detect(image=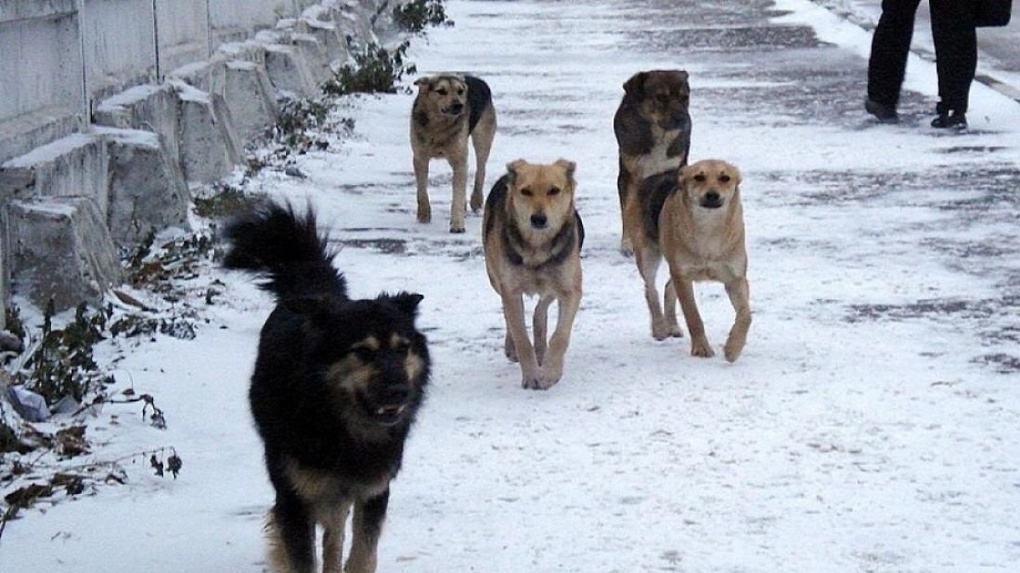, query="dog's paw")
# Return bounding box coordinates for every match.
[417,209,431,224]
[723,338,745,363]
[690,338,715,358]
[449,224,466,234]
[652,321,683,341]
